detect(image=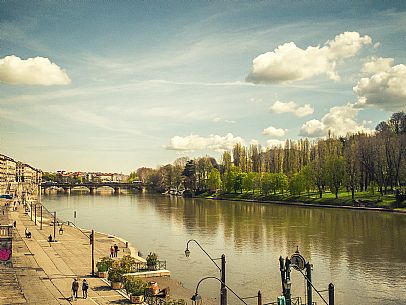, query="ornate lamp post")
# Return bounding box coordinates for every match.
[185,239,227,305]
